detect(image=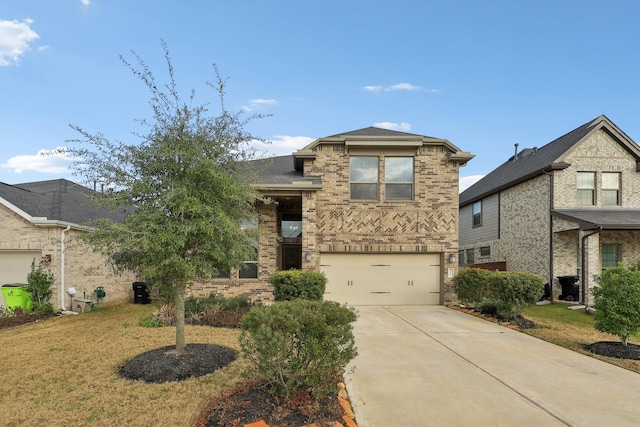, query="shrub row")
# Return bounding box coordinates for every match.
[453,268,544,320]
[268,270,327,301]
